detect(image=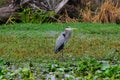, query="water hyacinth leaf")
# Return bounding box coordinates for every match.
[101,63,110,70]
